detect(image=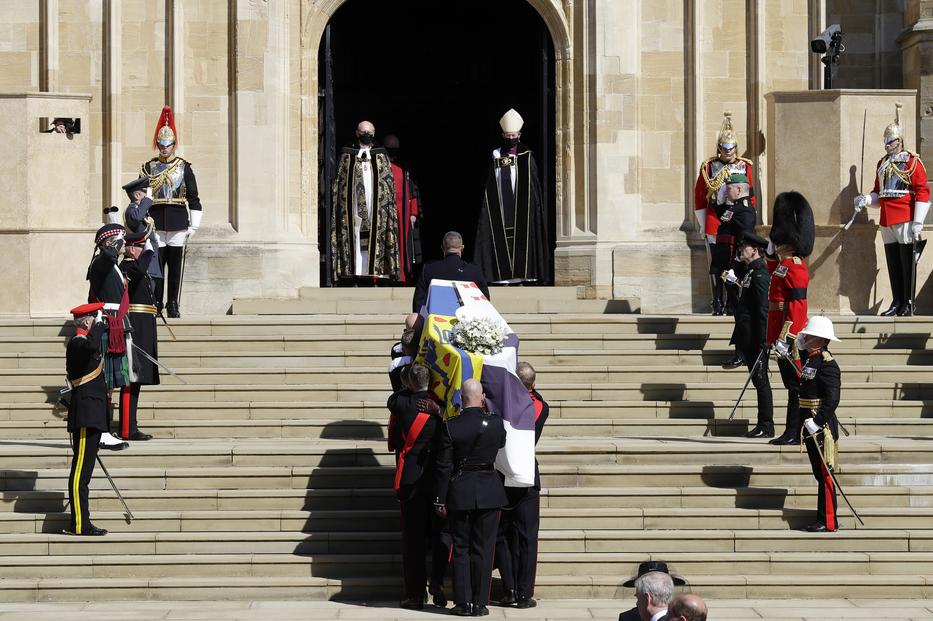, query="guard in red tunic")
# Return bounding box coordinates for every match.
[766,192,814,446]
[385,135,423,284]
[855,103,930,316]
[694,112,756,314]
